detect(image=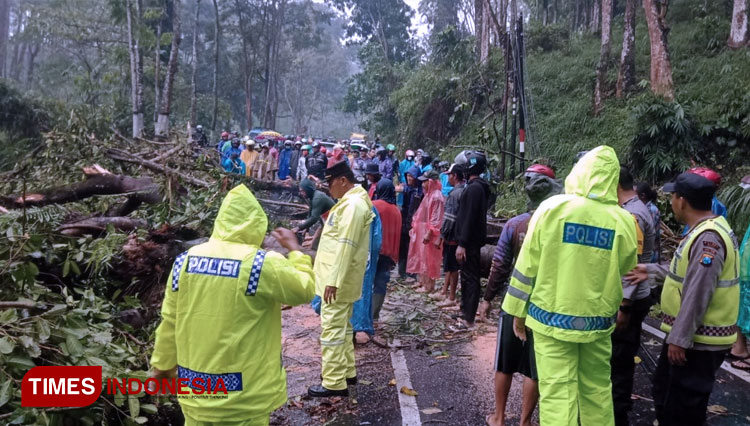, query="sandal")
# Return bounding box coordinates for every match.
[731,358,750,371]
[726,352,750,361]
